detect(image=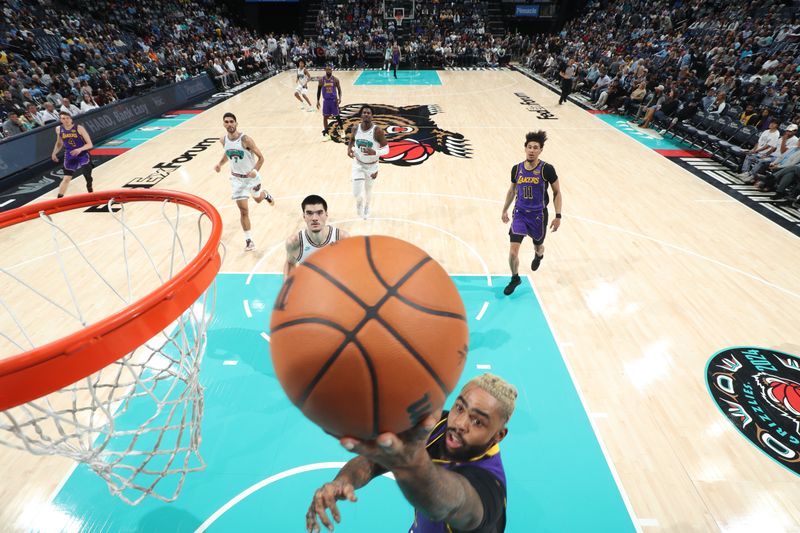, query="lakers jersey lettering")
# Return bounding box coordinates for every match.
[323,77,336,99]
